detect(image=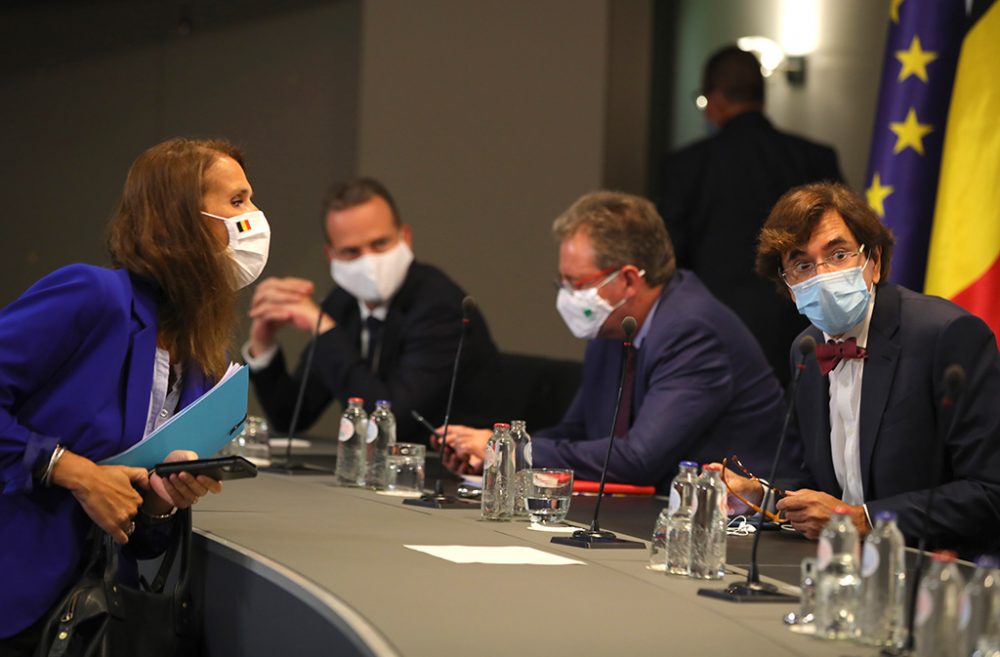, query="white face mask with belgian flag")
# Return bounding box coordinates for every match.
[202,210,271,289]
